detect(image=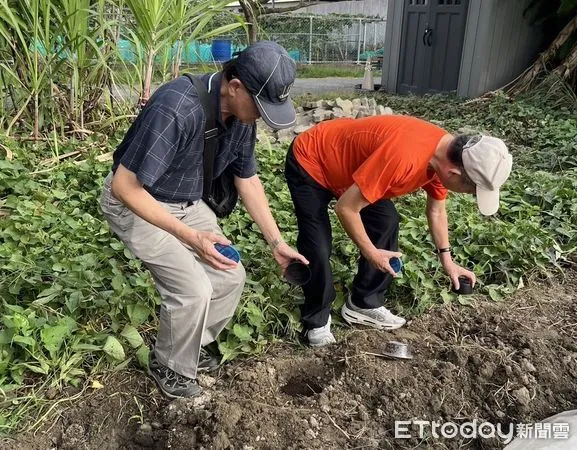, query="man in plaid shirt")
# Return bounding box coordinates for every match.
[100,41,307,399]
